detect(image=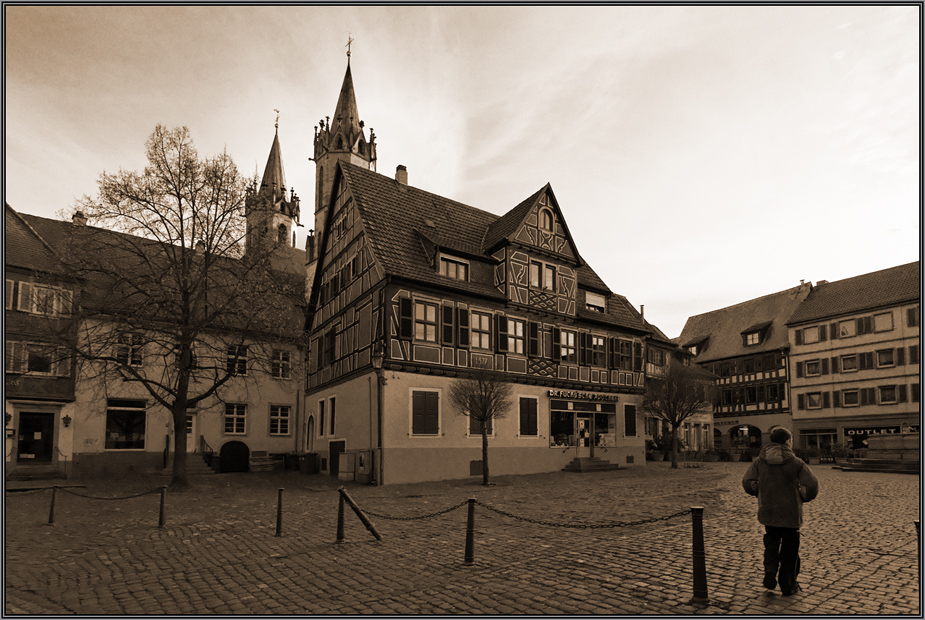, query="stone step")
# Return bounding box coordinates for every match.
[6,465,68,481]
[562,457,620,473]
